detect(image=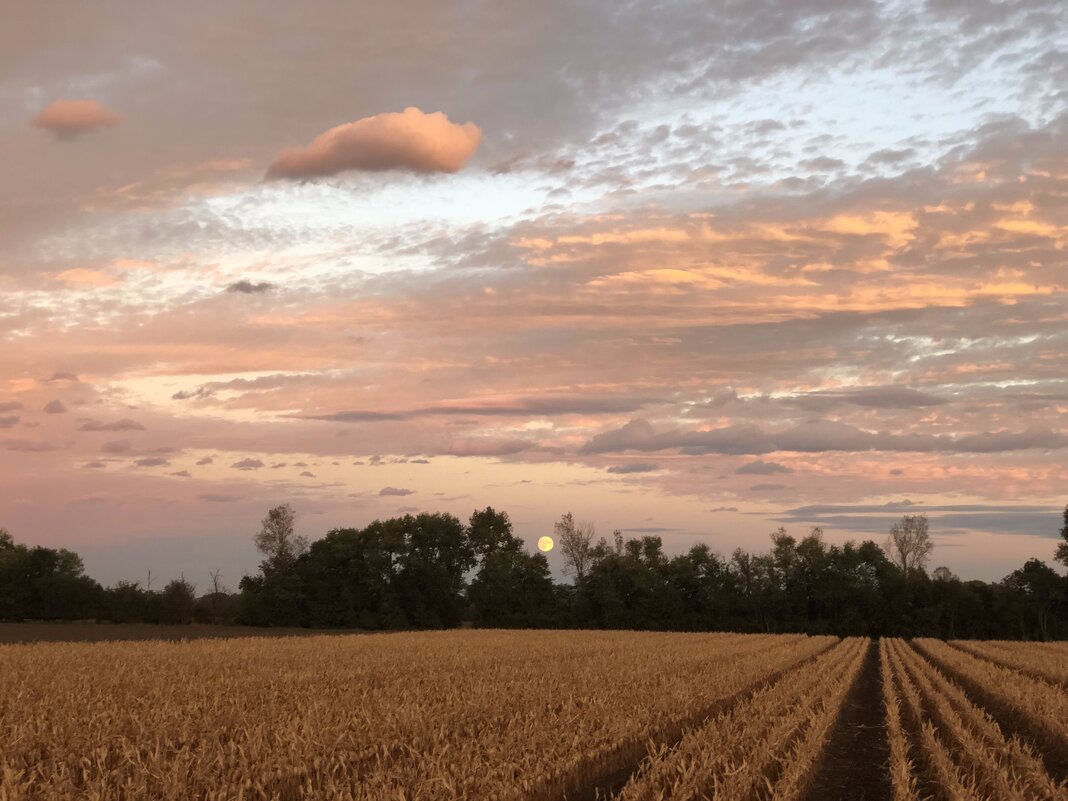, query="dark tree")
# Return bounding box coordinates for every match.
[1055,504,1068,568]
